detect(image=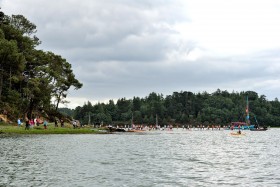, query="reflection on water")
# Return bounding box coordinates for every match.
[1,129,280,186]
